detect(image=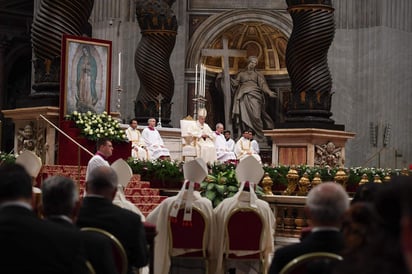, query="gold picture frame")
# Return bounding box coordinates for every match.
[60,34,112,117]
